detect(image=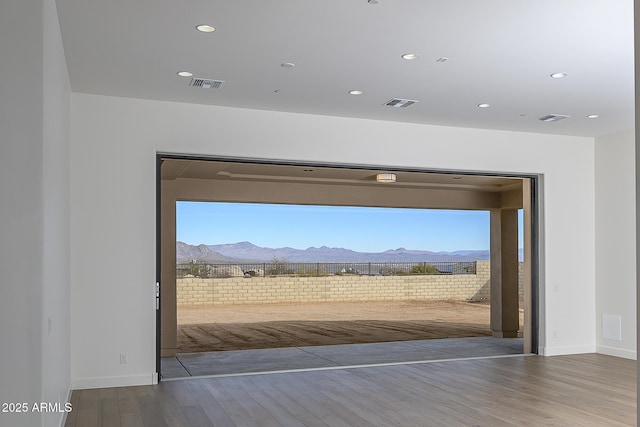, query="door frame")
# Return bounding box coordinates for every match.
[155,153,542,379]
